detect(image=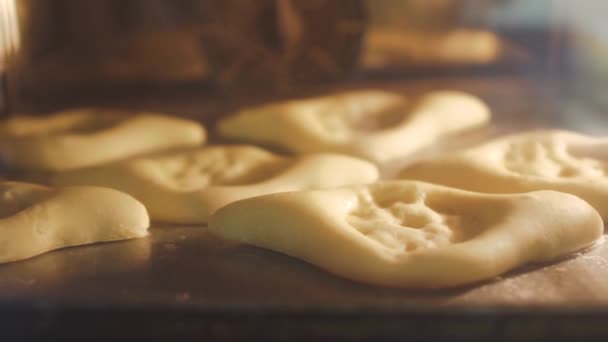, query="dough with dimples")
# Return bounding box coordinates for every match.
[0,109,206,172]
[217,90,490,164]
[400,130,608,218]
[52,145,379,224]
[209,181,603,288]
